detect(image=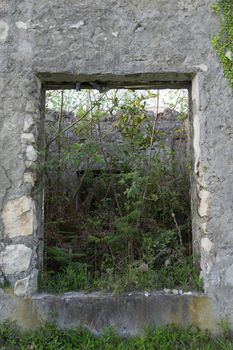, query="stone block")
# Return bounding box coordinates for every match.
[23,115,34,132]
[21,133,36,144]
[14,269,38,297]
[23,172,36,187]
[0,244,32,275]
[26,145,38,162]
[14,275,30,297]
[201,237,214,253]
[2,196,35,238]
[198,190,211,218]
[0,166,10,208]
